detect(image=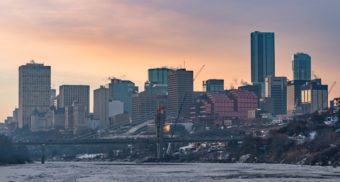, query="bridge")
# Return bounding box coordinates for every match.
[13,136,243,146]
[13,136,243,164]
